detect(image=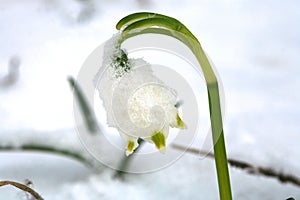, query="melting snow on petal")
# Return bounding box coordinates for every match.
[95,33,186,156]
